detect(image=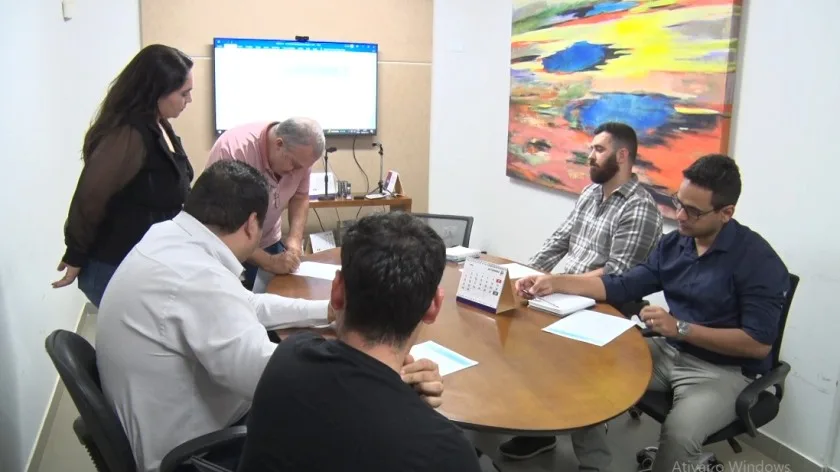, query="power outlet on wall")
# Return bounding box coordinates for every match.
[62,0,76,20]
